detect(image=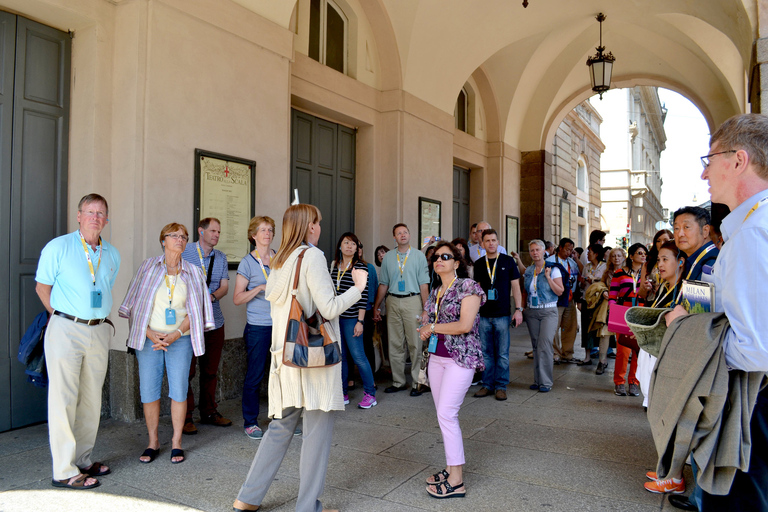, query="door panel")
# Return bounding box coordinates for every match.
[7,16,70,430]
[290,109,355,261]
[0,10,16,433]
